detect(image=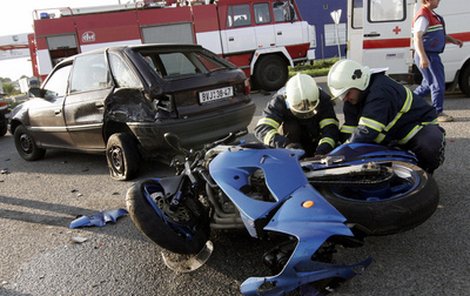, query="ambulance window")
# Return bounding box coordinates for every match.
[351,0,363,29]
[70,53,111,93]
[369,0,405,22]
[108,54,142,88]
[227,5,251,28]
[273,1,297,23]
[254,3,271,25]
[42,64,72,100]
